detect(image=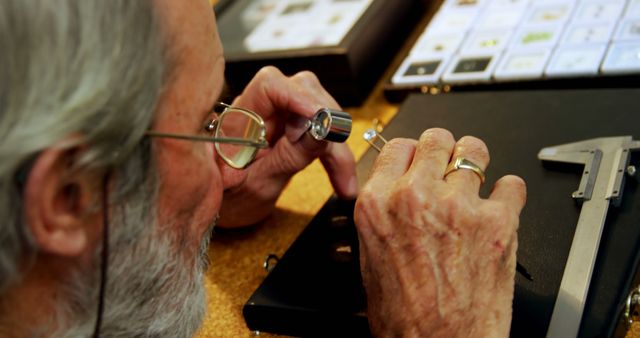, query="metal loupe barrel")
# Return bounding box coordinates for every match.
[308,108,352,143]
